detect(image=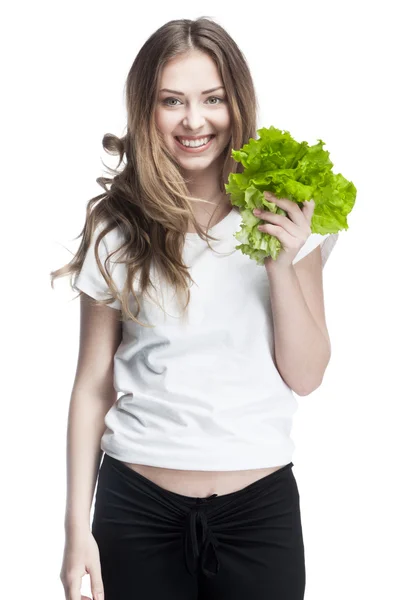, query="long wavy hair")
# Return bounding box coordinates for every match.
[50,16,259,327]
